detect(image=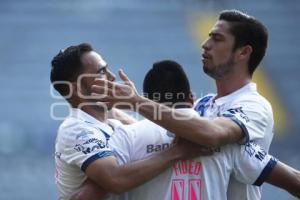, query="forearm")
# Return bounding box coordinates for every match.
[87,146,183,194]
[107,146,182,193]
[266,161,300,198]
[135,96,234,147]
